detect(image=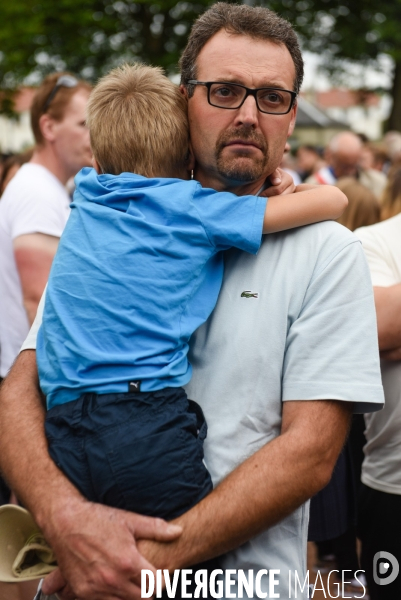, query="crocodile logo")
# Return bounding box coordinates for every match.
[241,291,259,298]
